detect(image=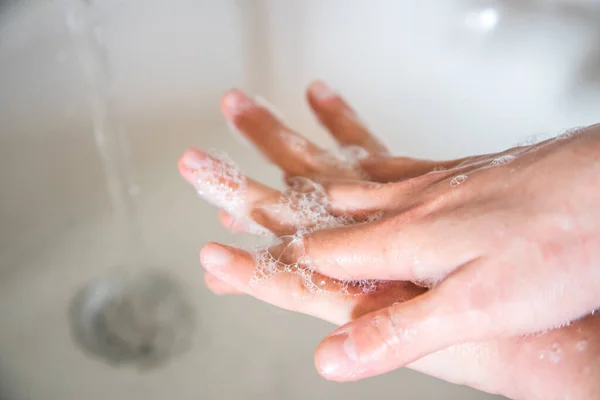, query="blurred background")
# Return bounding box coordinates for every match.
[0,0,599,399]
